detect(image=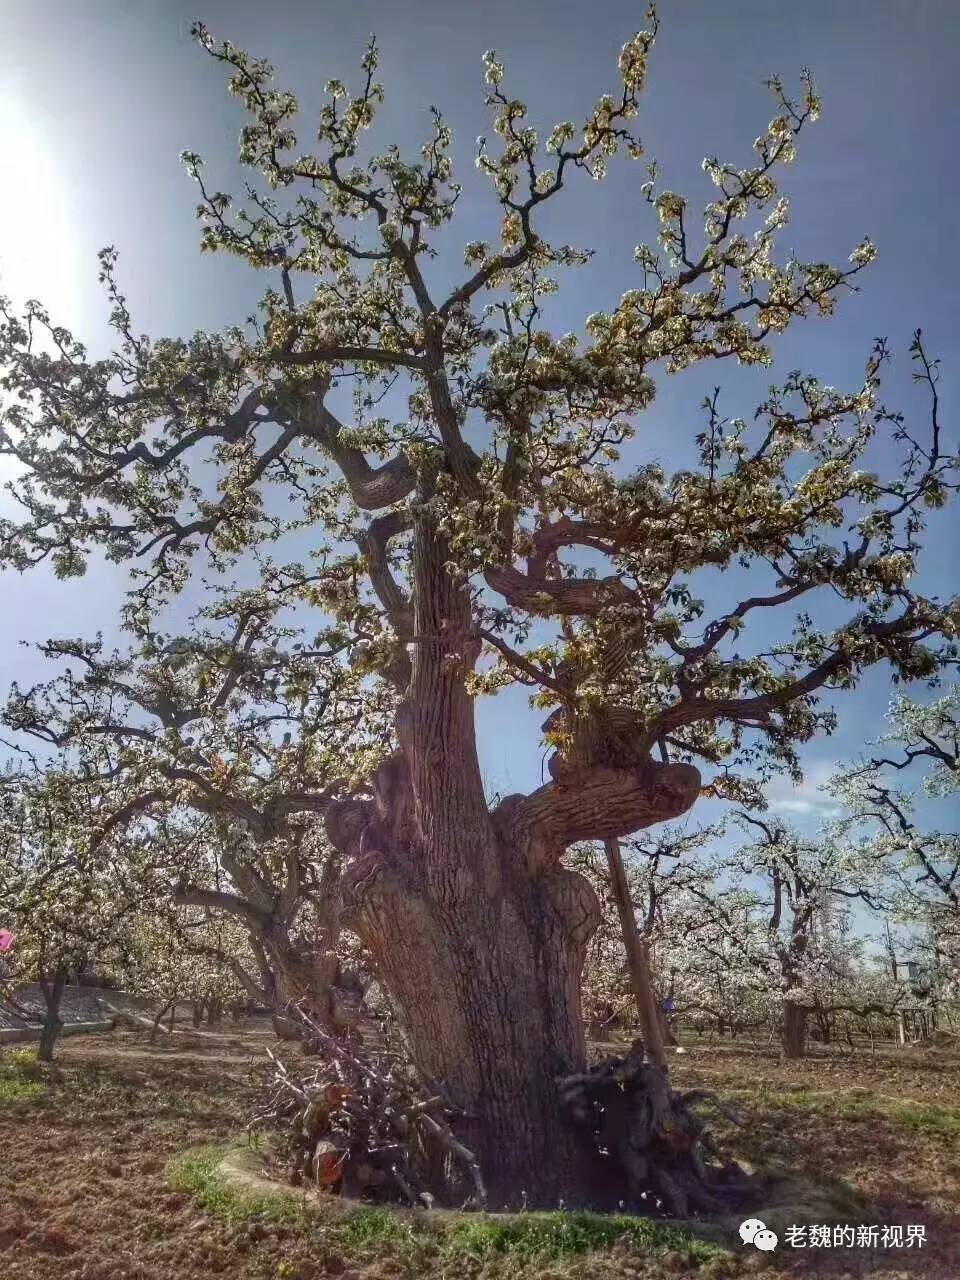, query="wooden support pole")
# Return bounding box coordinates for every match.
[603,837,668,1070]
